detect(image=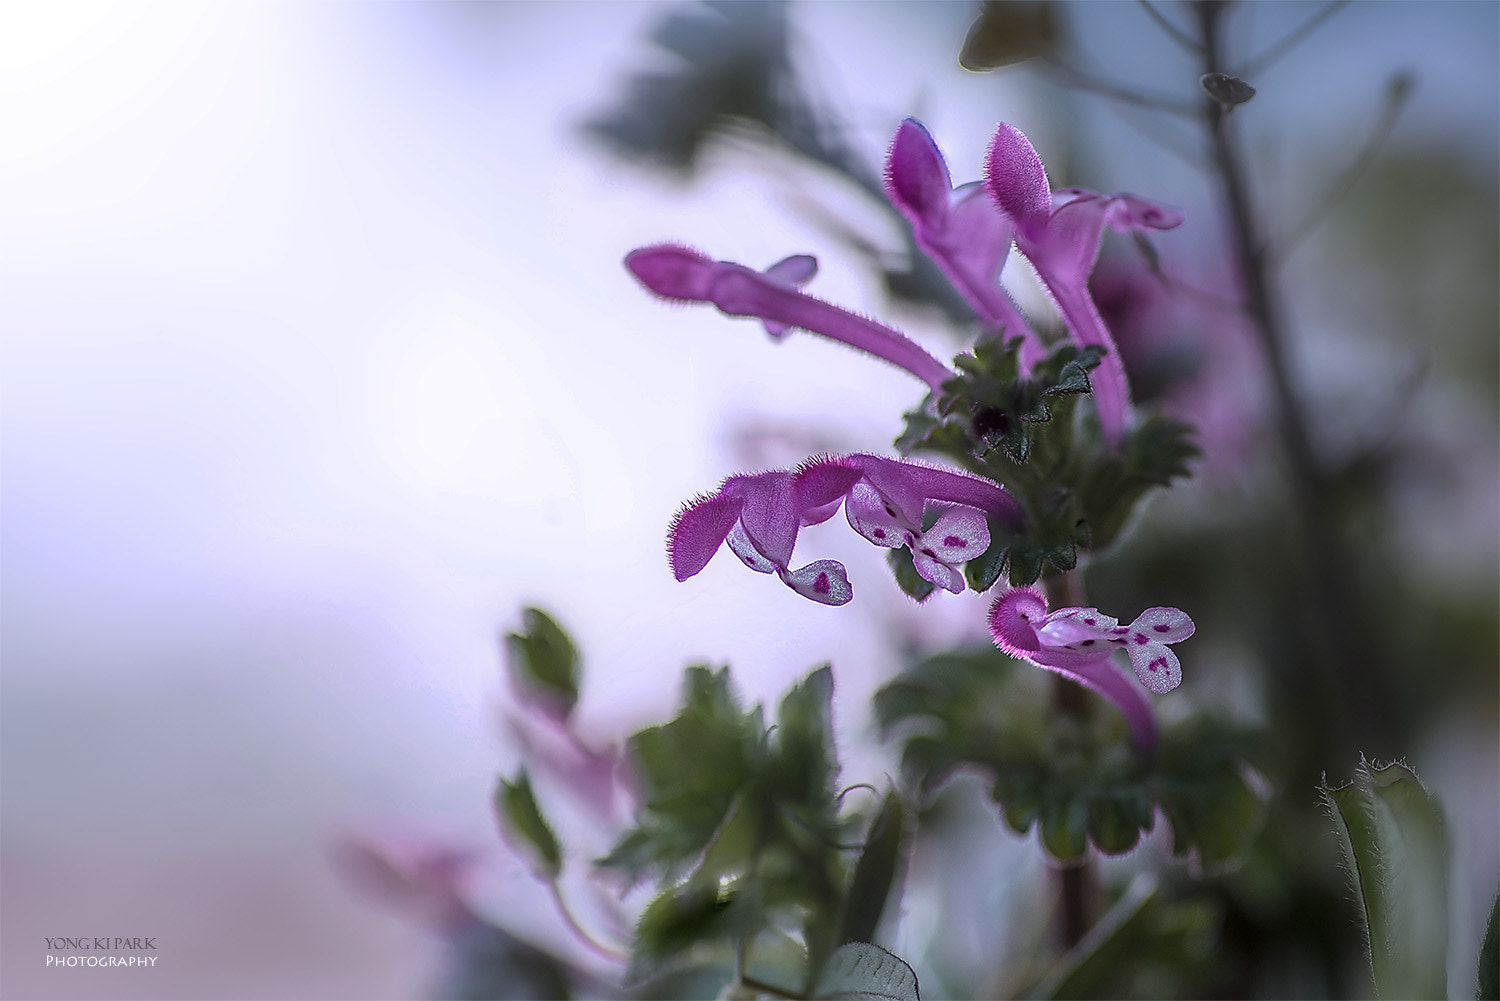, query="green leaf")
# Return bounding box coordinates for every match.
[1321,759,1449,1000]
[837,793,907,946]
[877,646,1267,866]
[814,942,920,1000]
[505,607,580,719]
[597,666,760,879]
[628,877,738,985]
[493,768,562,878]
[887,547,937,602]
[959,0,1059,72]
[1478,889,1498,1000]
[1040,796,1090,861]
[770,665,838,806]
[964,522,1010,594]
